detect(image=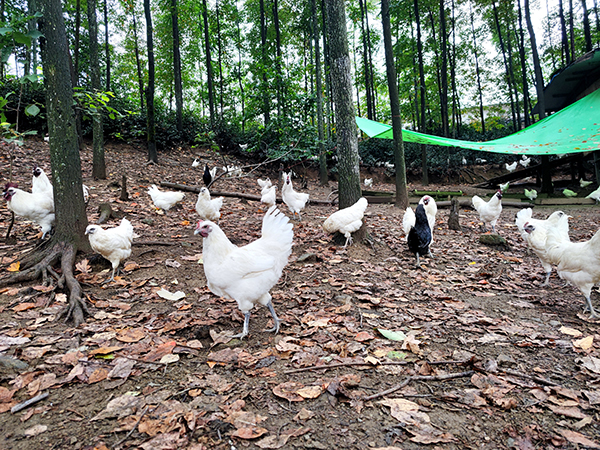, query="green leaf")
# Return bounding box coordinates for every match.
[12,32,31,46]
[25,104,40,116]
[386,351,408,360]
[0,27,13,36]
[26,30,43,40]
[377,328,407,341]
